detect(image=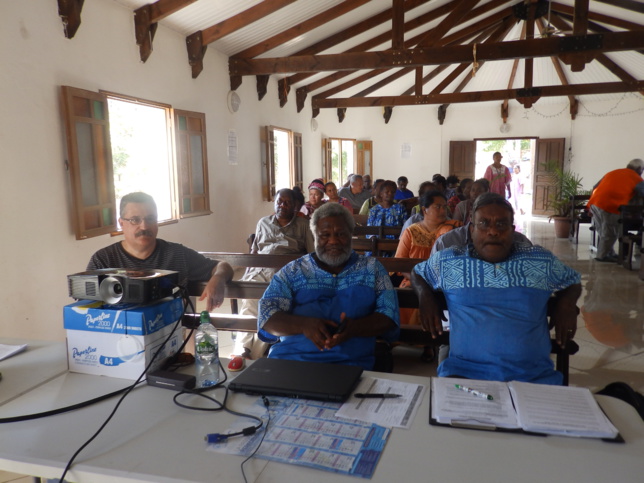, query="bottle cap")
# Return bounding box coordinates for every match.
[200,310,210,324]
